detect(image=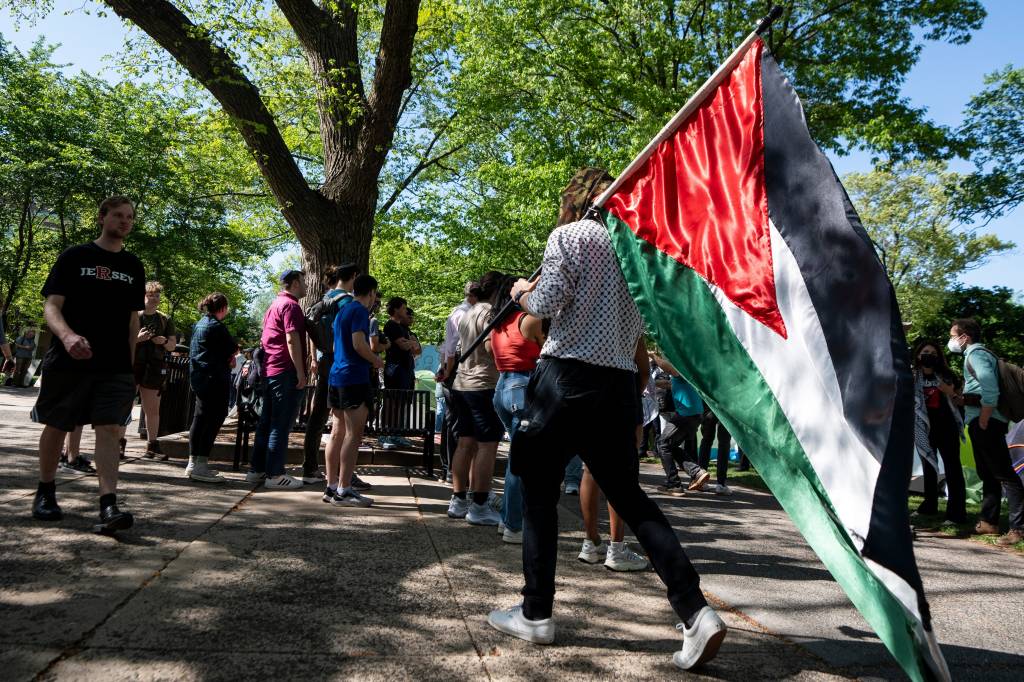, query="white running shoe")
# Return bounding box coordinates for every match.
[189,463,227,484]
[447,495,470,519]
[332,489,373,507]
[467,502,501,526]
[487,604,555,644]
[604,542,649,572]
[497,521,507,535]
[502,527,523,544]
[673,607,727,670]
[577,539,607,564]
[264,474,303,490]
[245,470,266,483]
[713,483,732,496]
